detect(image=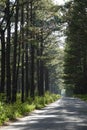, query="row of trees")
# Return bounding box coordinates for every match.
[0,0,62,103]
[63,0,87,94]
